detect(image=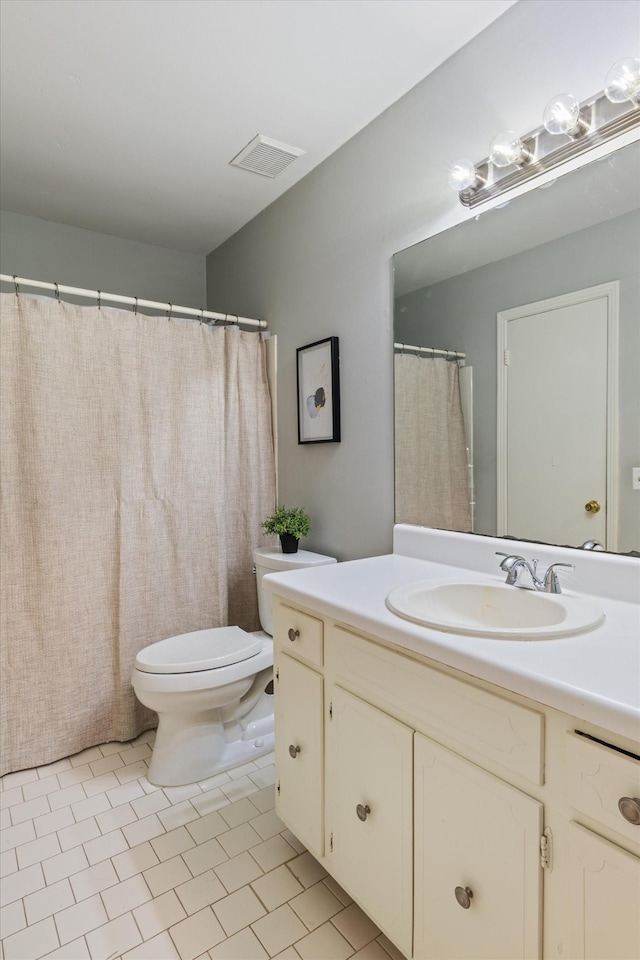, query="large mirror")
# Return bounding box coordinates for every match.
[393,140,640,555]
